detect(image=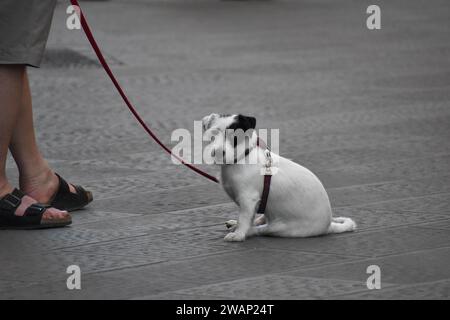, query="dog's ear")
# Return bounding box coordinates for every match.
[202,113,220,131]
[229,114,256,131]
